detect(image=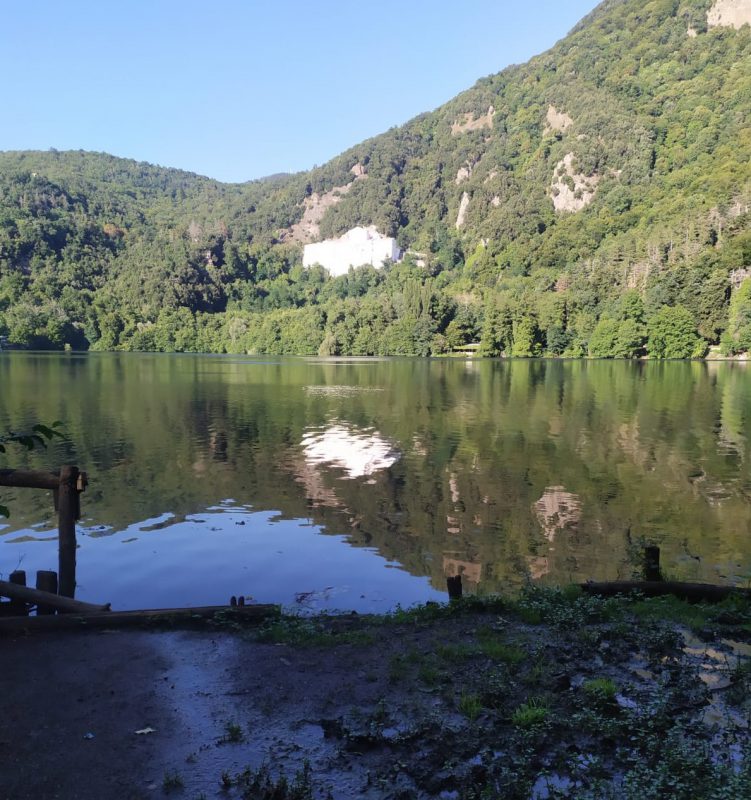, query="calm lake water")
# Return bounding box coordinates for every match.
[1,353,750,611]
